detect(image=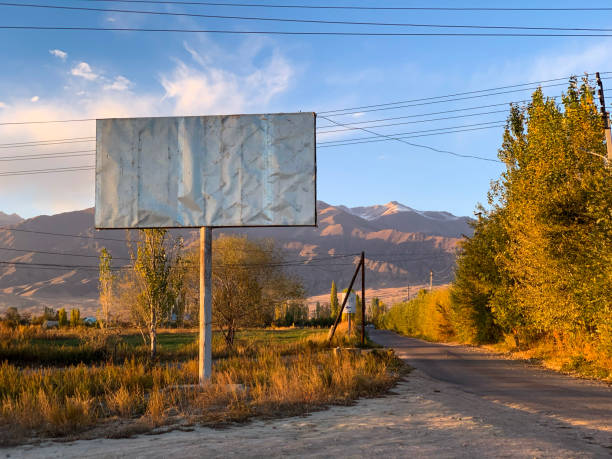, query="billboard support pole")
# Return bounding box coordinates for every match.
[199,227,213,383]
